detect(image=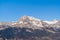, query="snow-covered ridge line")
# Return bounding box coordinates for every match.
[0,16,60,31]
[43,20,58,24]
[0,16,60,27]
[23,16,59,24]
[0,16,59,24]
[27,16,41,21]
